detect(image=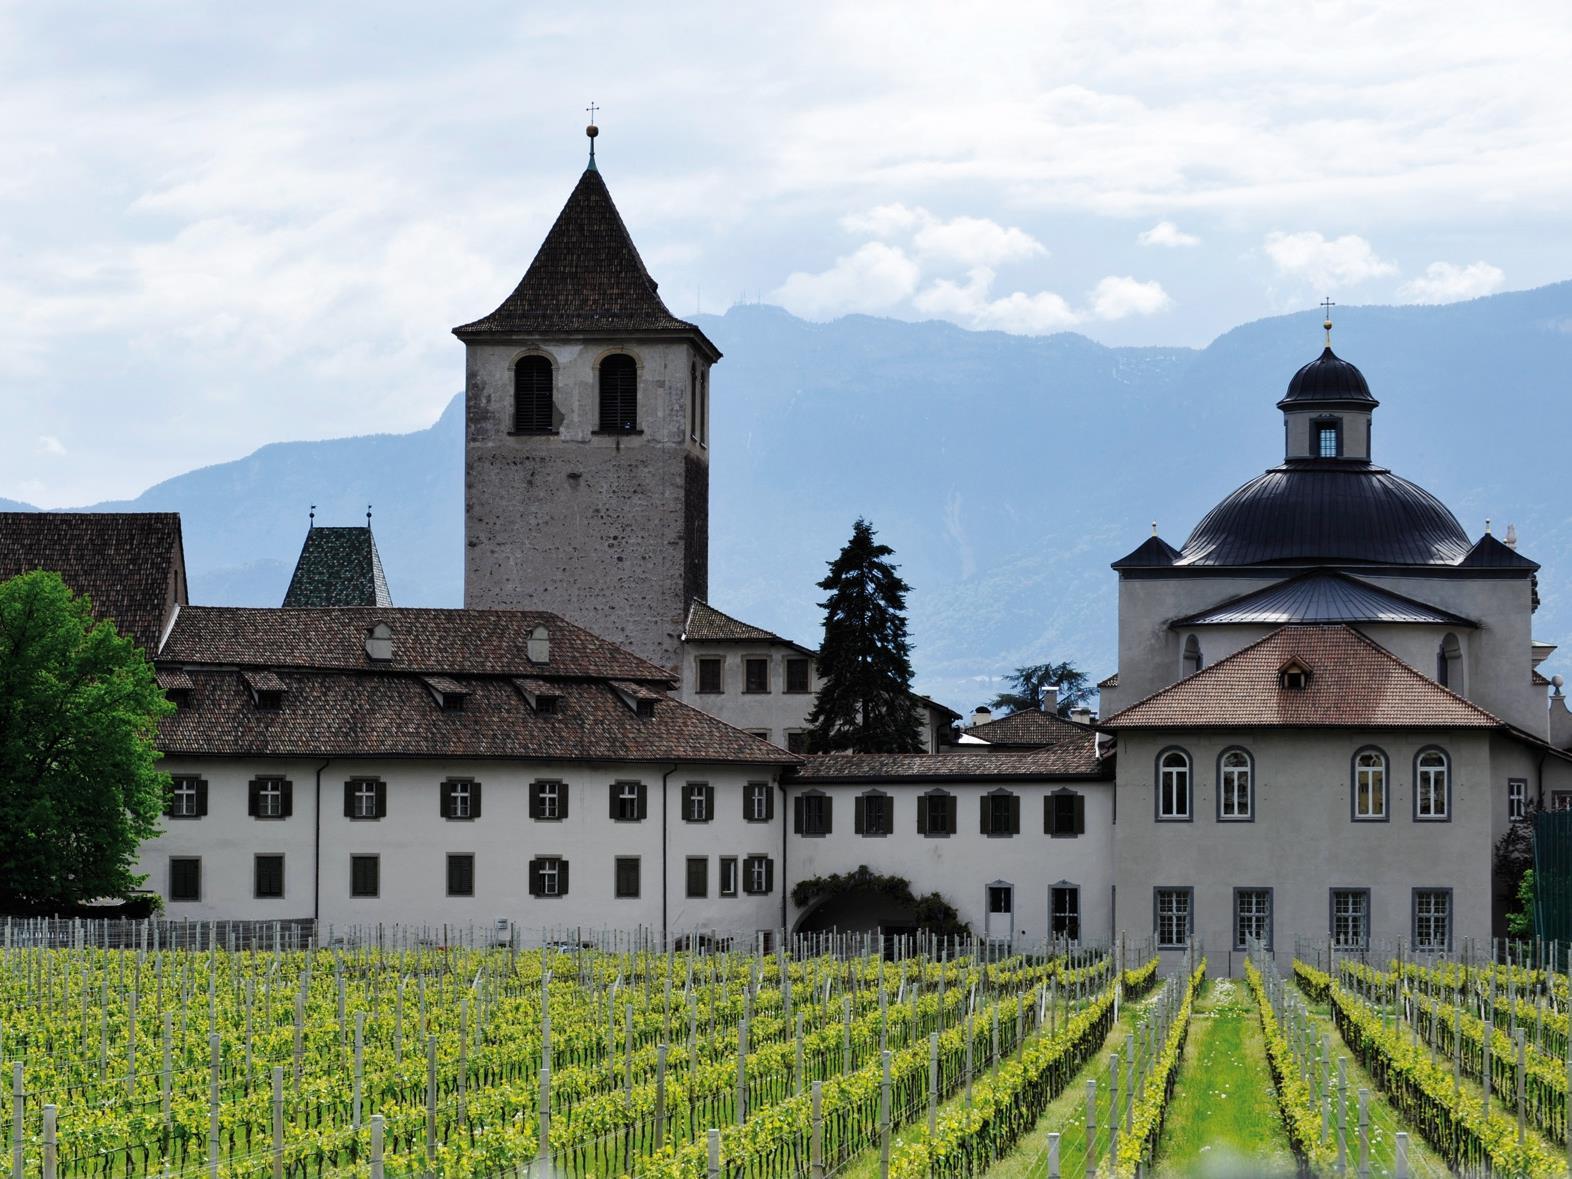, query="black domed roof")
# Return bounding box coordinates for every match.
[1177,463,1472,567]
[1277,347,1377,407]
